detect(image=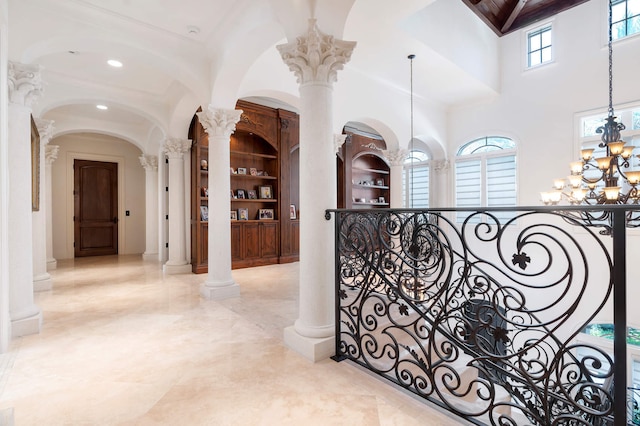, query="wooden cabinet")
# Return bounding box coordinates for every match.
[337,127,390,209]
[189,100,299,272]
